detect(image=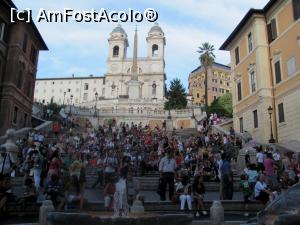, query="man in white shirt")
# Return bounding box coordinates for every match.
[159,151,176,201]
[256,147,265,171]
